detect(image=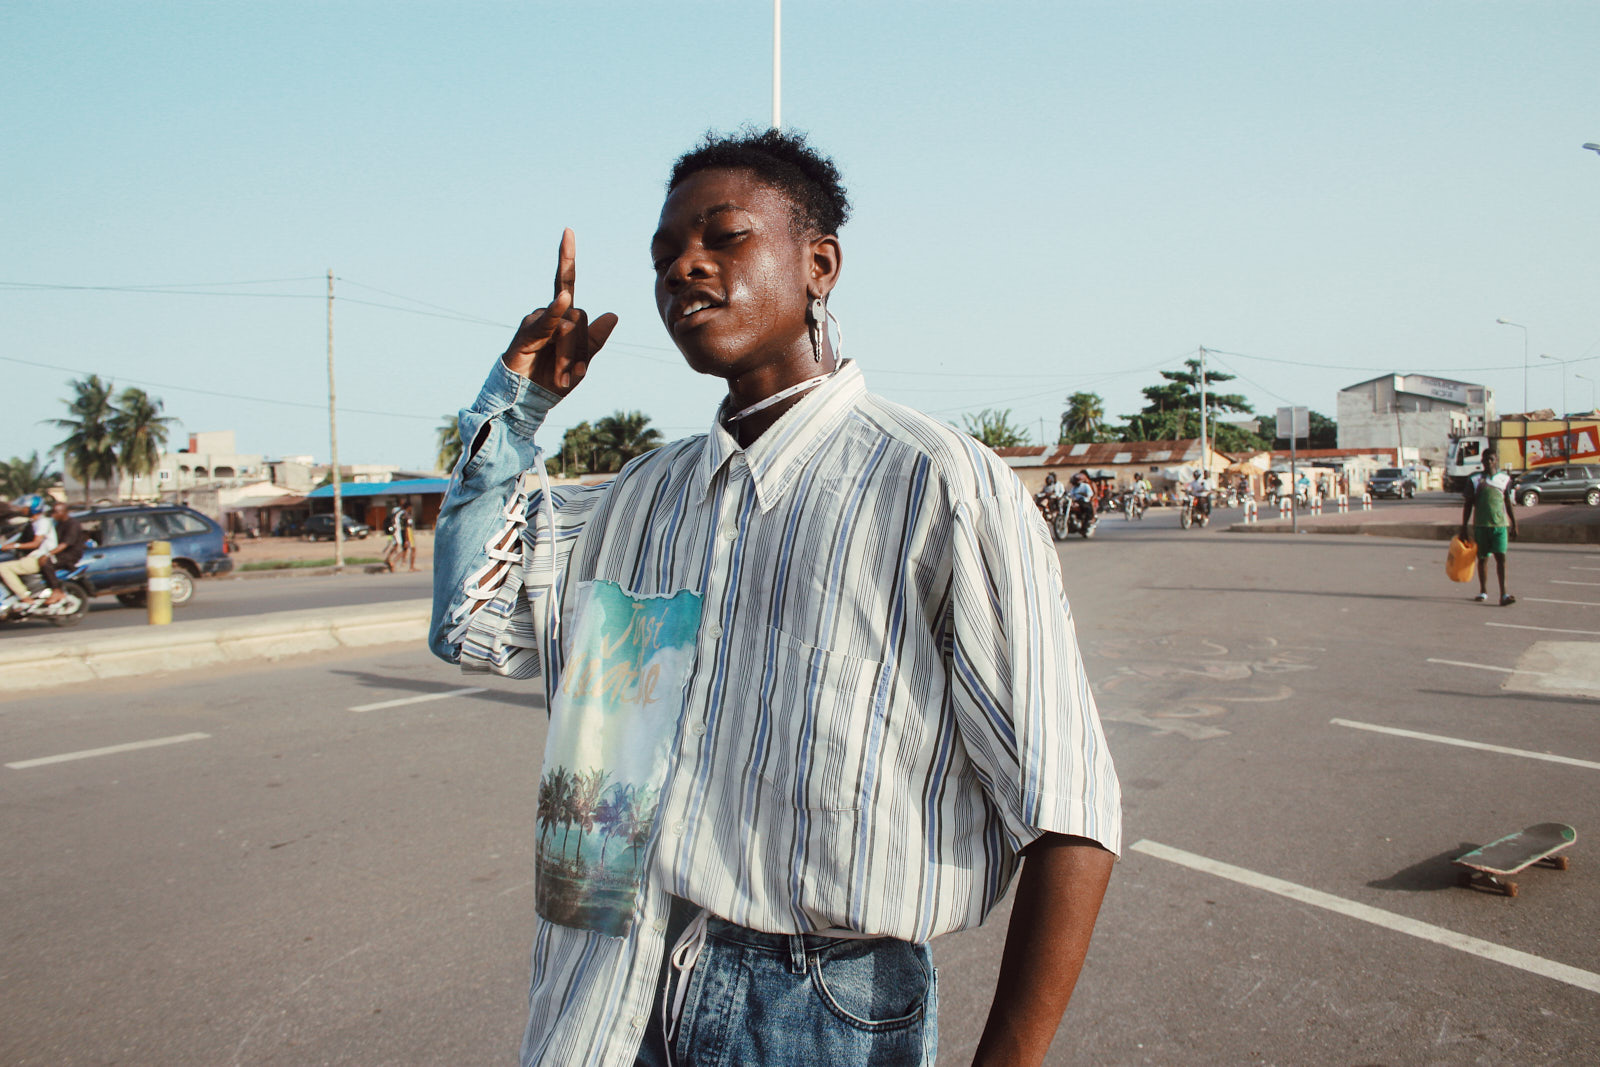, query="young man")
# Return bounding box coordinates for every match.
[396,502,417,572]
[0,496,58,613]
[430,130,1120,1067]
[1461,451,1517,605]
[39,499,88,605]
